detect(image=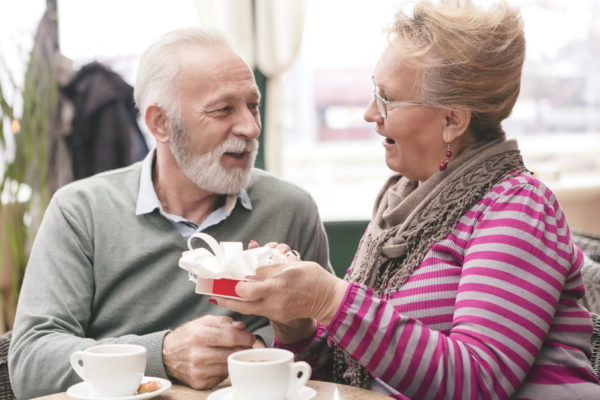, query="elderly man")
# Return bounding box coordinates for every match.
[8,27,330,398]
